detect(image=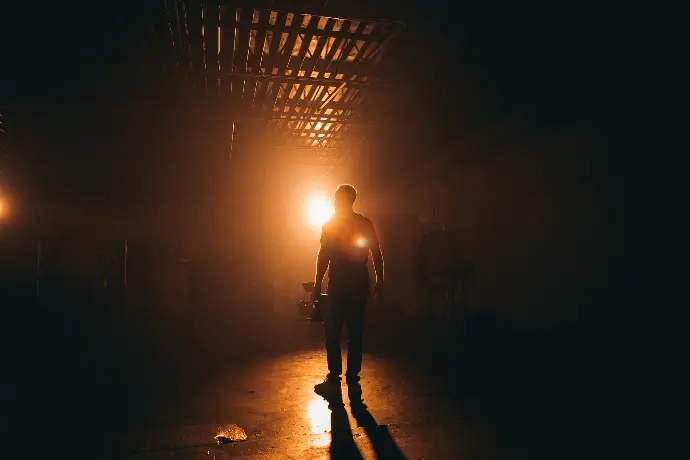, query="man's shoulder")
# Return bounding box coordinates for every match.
[322,215,341,232]
[353,212,374,226]
[323,213,374,233]
[322,218,335,232]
